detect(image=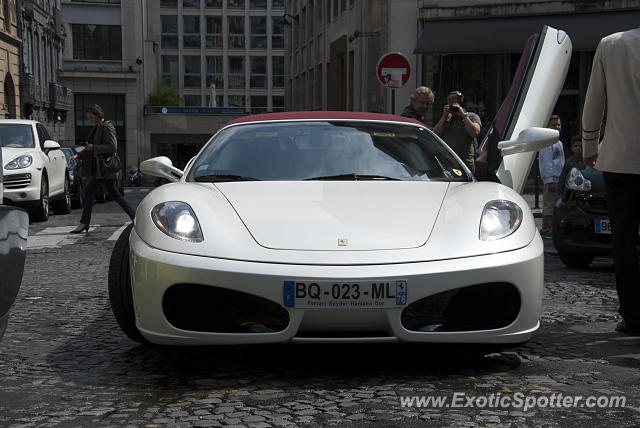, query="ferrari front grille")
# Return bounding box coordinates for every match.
[401,283,520,332]
[162,283,290,333]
